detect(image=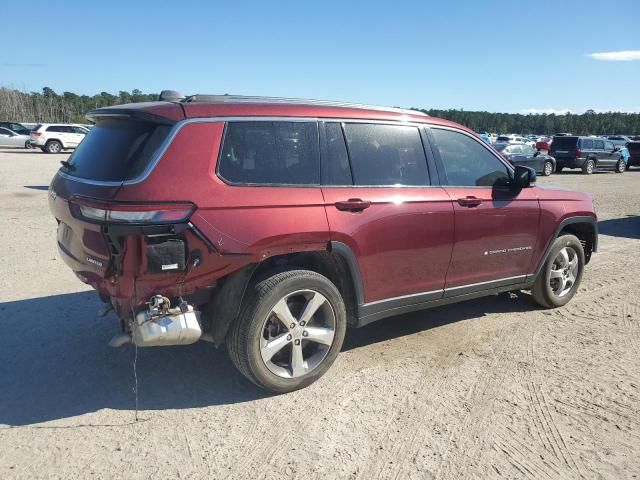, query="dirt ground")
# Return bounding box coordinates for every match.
[1,147,639,480]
